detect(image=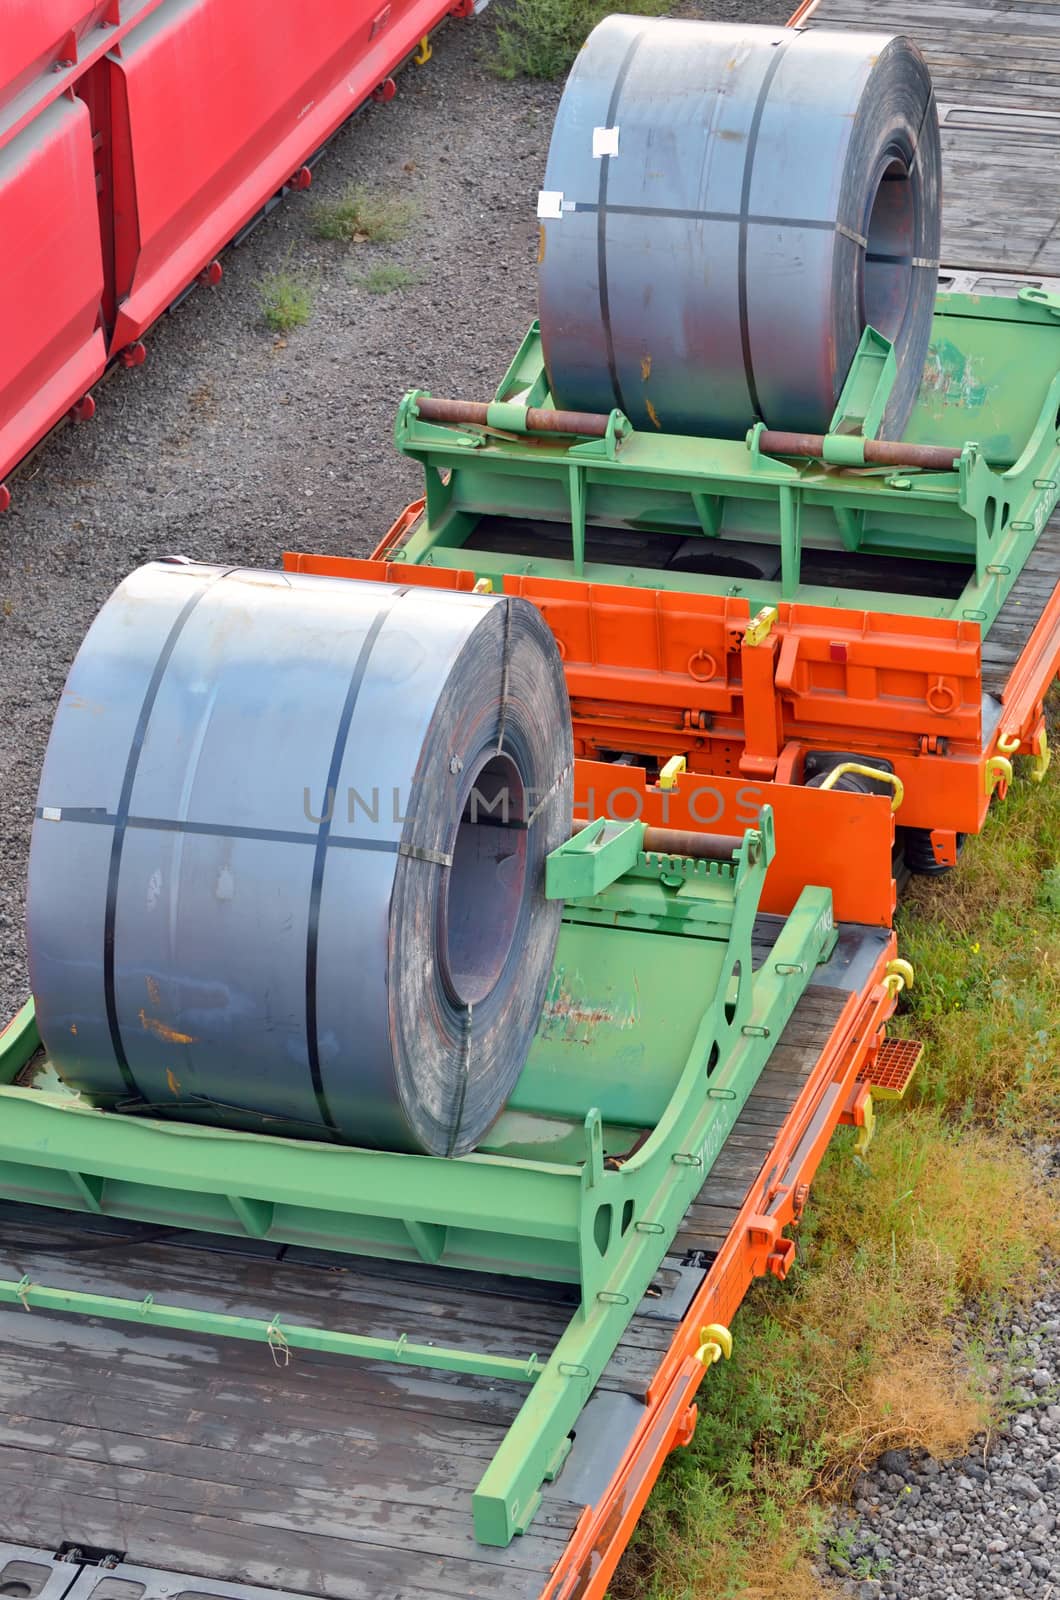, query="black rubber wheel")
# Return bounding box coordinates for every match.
[903,828,966,876]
